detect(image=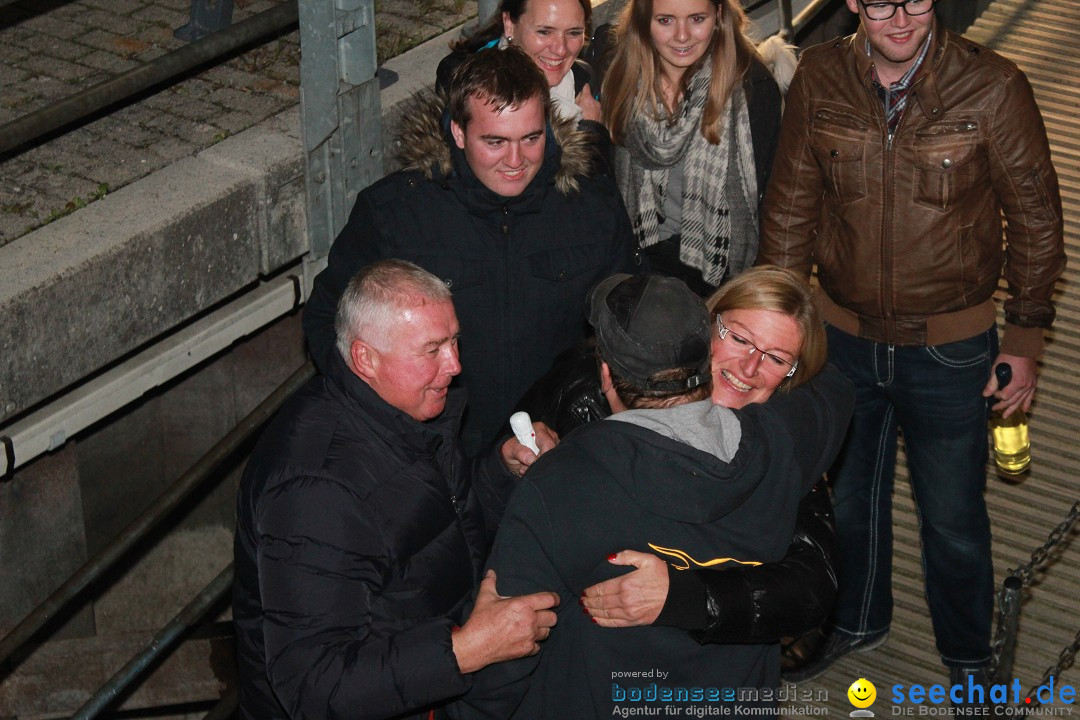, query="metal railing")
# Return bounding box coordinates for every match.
[0,0,298,156]
[0,362,315,717]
